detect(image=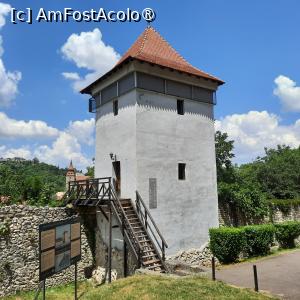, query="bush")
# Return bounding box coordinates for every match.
[270,199,300,214]
[243,225,275,256]
[209,227,246,263]
[275,222,300,248]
